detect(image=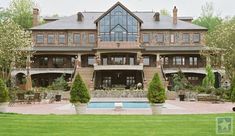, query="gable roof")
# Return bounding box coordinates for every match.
[94,2,143,23]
